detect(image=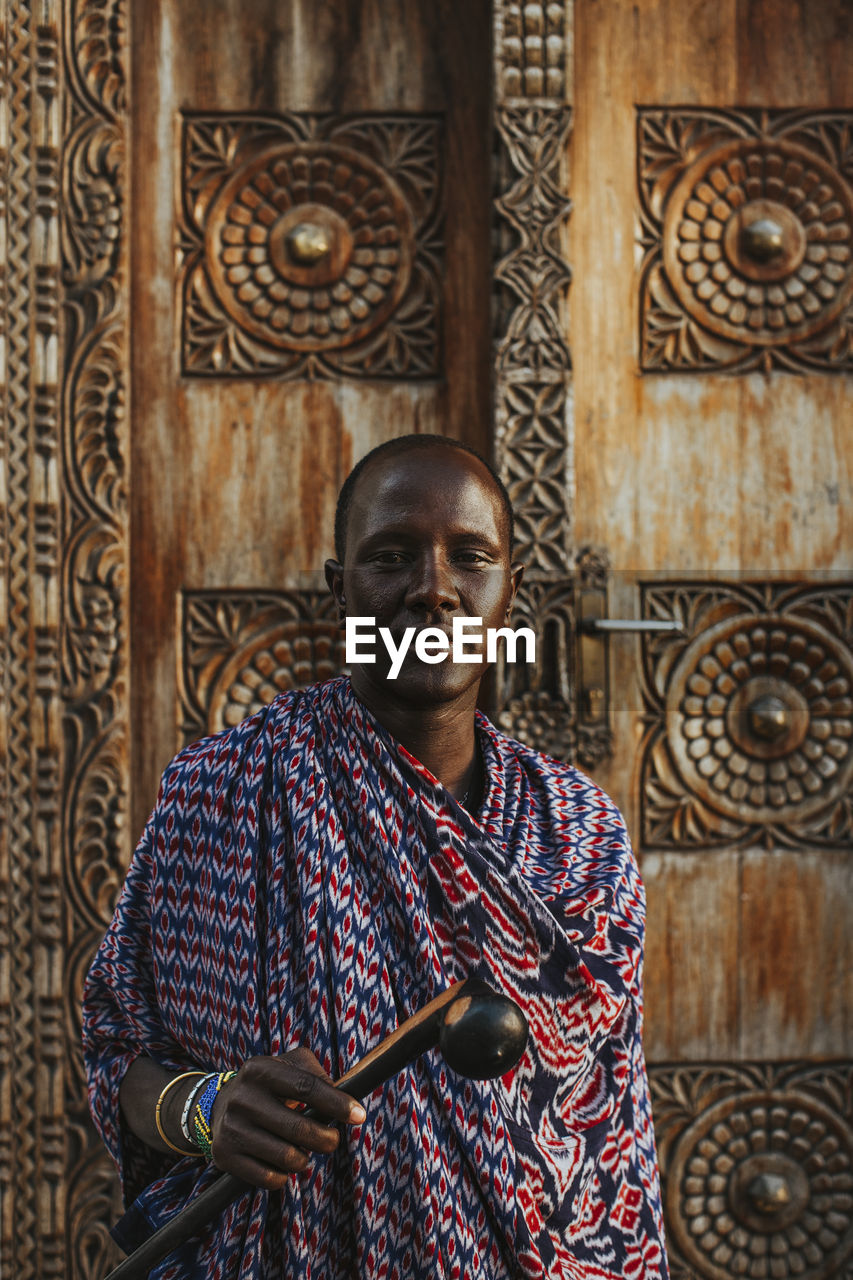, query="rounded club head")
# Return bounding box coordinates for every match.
[438,990,529,1079]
